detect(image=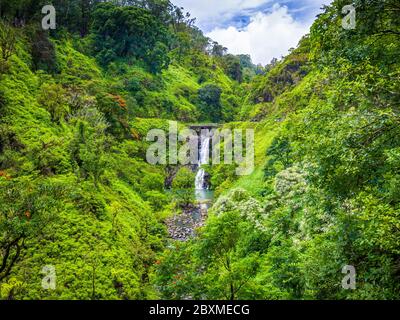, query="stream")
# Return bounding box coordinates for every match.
[167,129,214,241]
